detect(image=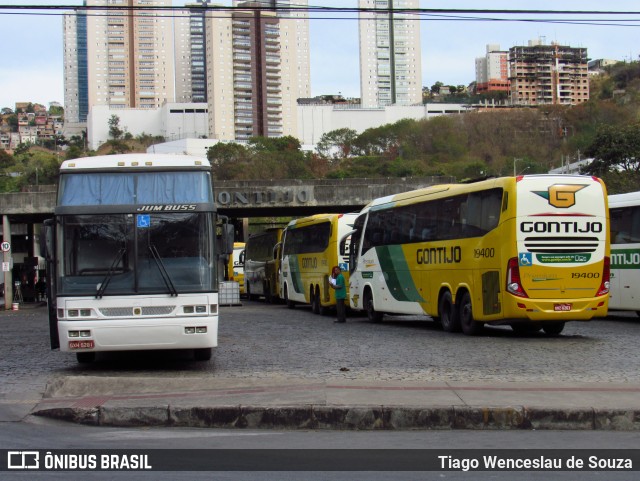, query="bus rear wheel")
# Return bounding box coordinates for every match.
[439,291,460,333]
[311,286,320,314]
[542,322,565,336]
[365,290,383,322]
[459,291,483,336]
